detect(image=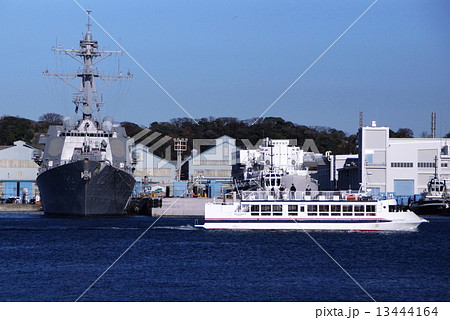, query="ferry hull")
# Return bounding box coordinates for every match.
[197,220,424,231]
[37,160,135,216]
